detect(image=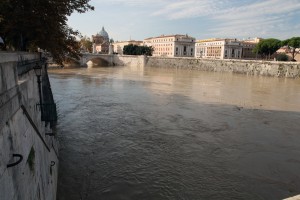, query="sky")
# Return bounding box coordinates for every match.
[67,0,300,41]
